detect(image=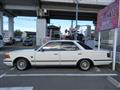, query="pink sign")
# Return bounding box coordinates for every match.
[96,0,119,32]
